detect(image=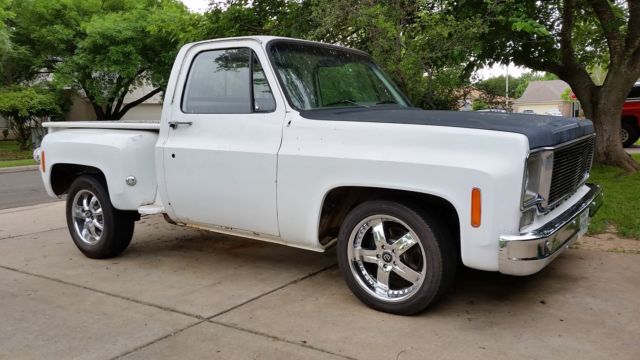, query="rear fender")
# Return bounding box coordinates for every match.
[41,129,158,210]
